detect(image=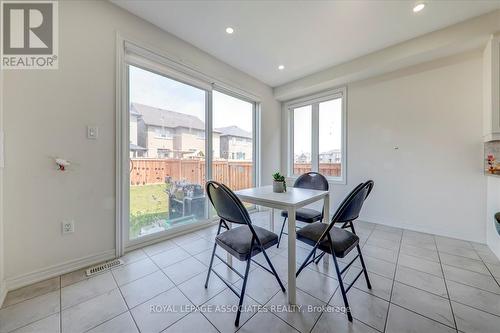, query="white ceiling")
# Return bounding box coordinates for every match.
[112,0,500,87]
